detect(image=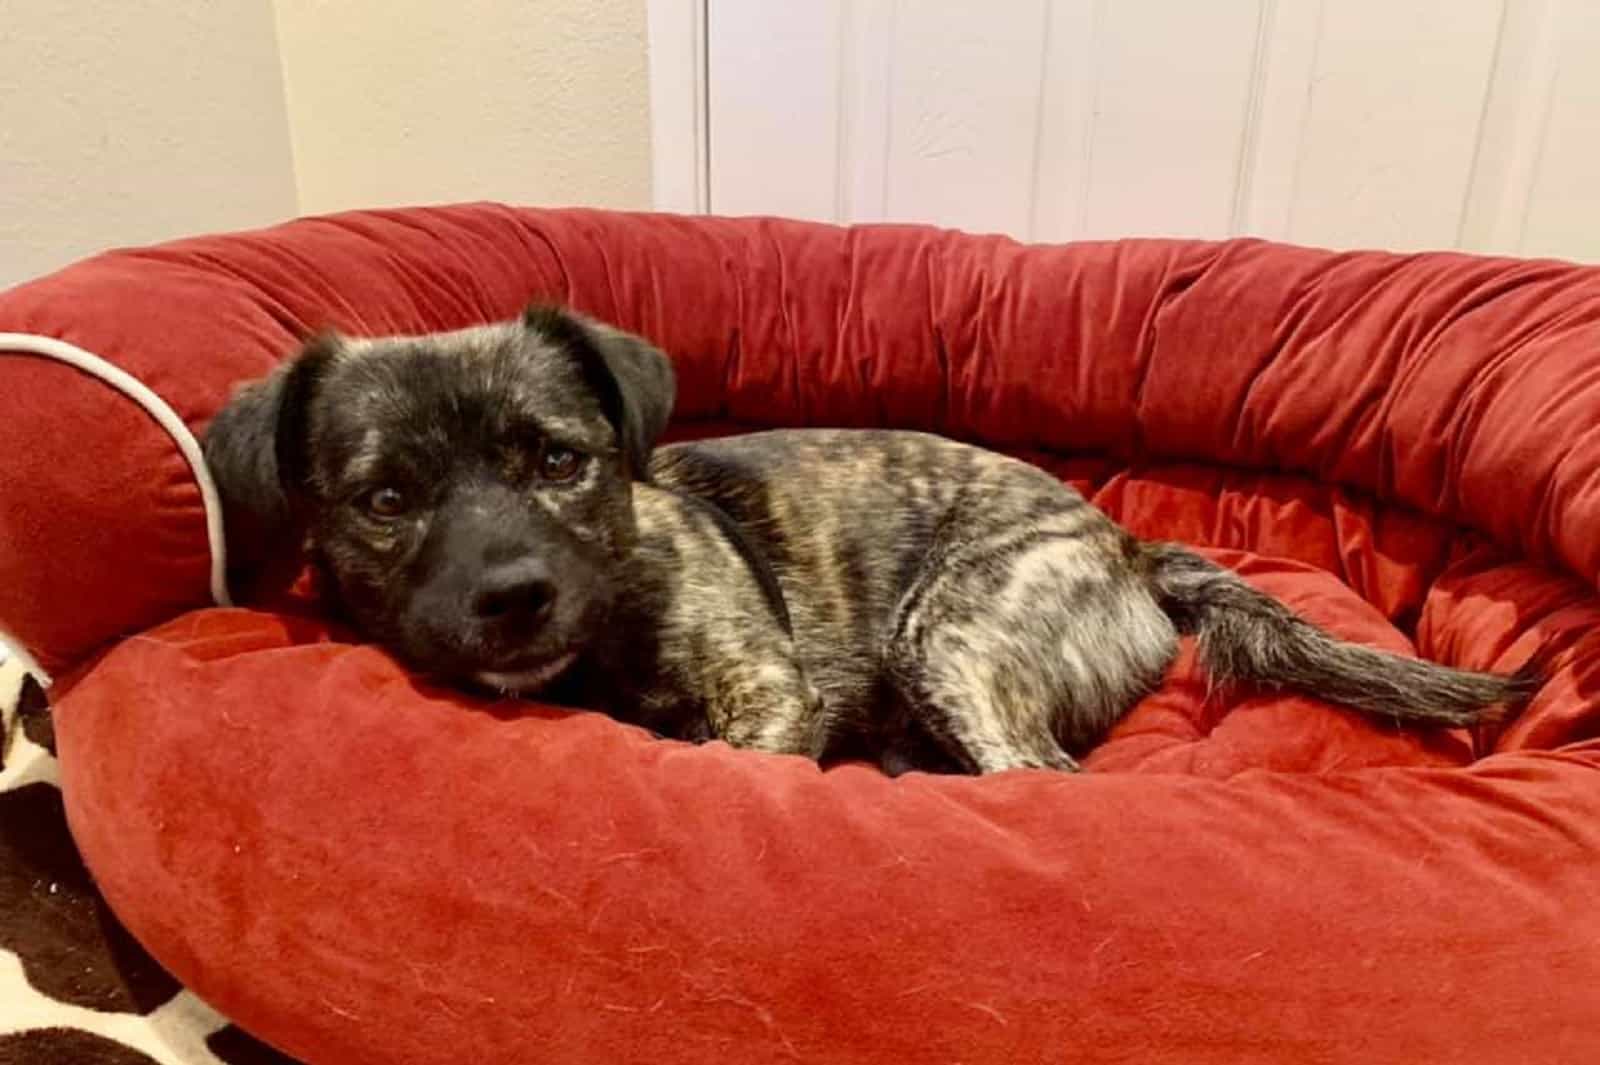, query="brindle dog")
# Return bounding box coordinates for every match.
[204,306,1534,775]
